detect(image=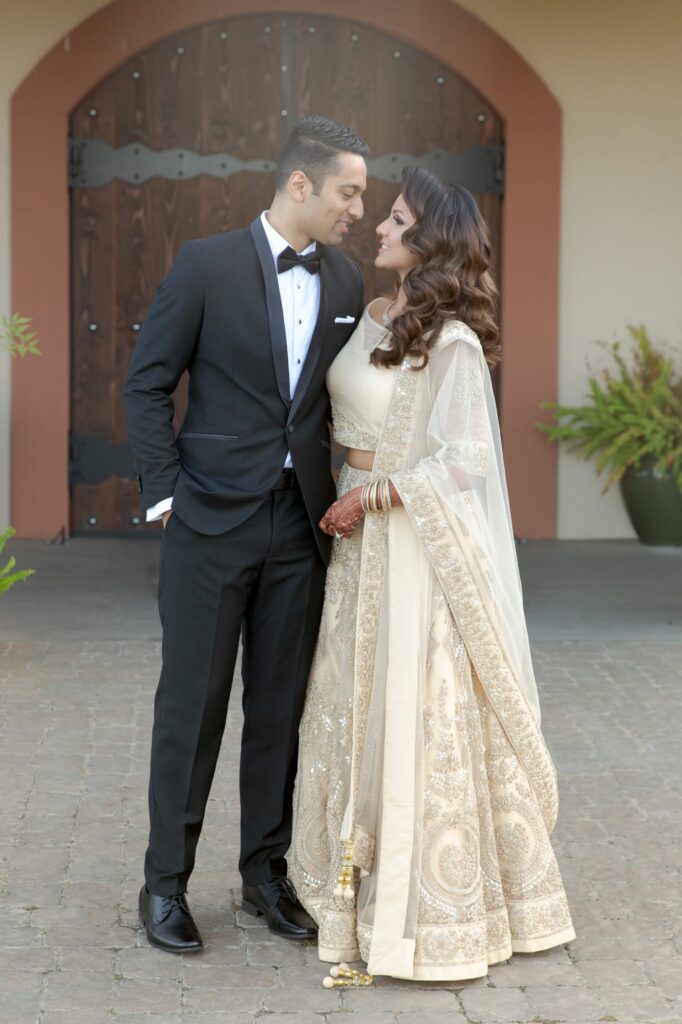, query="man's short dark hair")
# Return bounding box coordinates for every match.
[276,116,369,194]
